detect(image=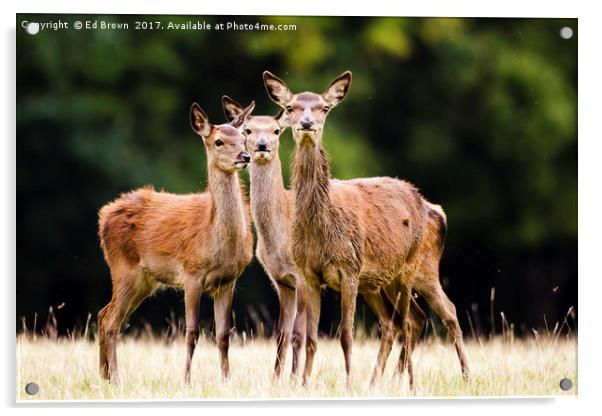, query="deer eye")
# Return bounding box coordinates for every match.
[322,106,330,114]
[274,129,281,135]
[286,106,293,114]
[214,139,224,147]
[245,128,252,135]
